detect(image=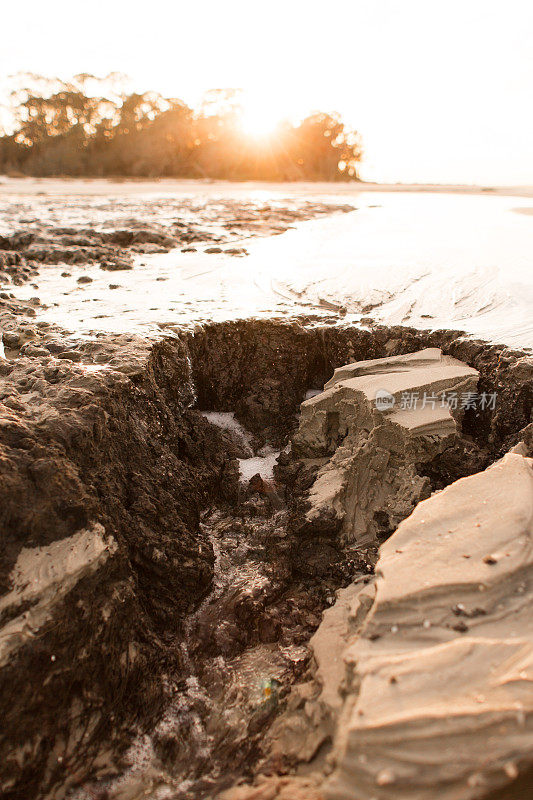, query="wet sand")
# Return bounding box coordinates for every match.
[1,180,532,349]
